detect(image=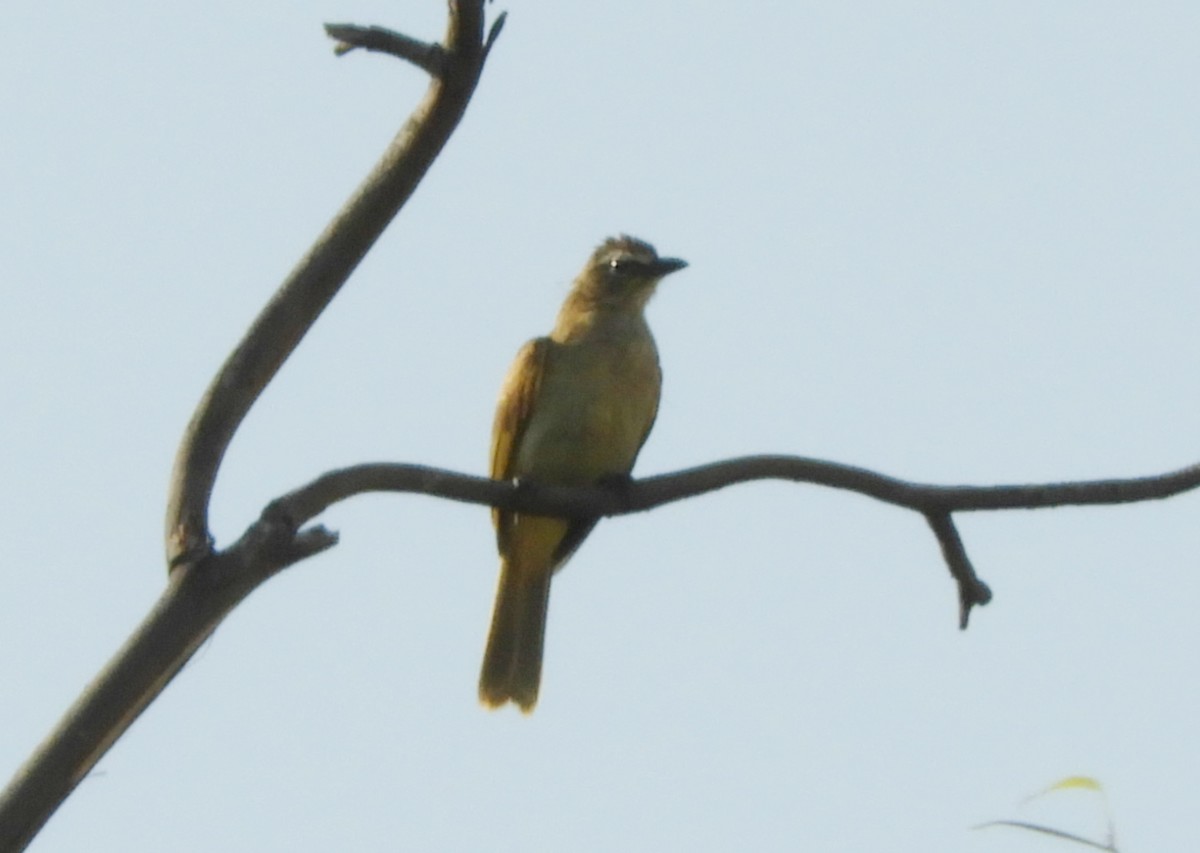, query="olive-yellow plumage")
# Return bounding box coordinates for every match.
[479,235,687,711]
